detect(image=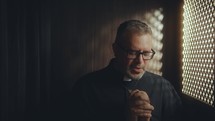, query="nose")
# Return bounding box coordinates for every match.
[135,54,145,64]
